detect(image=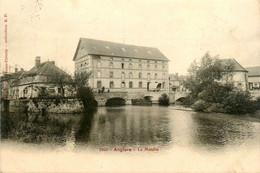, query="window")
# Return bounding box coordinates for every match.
[121,63,124,69]
[121,82,125,88]
[147,64,150,70]
[110,71,113,78]
[122,72,125,80]
[97,61,101,68]
[139,82,142,88]
[129,63,132,69]
[139,72,142,79]
[162,65,165,70]
[129,81,133,88]
[138,64,142,69]
[97,71,101,78]
[129,72,133,79]
[23,87,28,94]
[109,62,113,69]
[155,65,158,70]
[147,73,151,80]
[155,73,157,79]
[58,88,62,93]
[110,81,114,88]
[97,81,102,88]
